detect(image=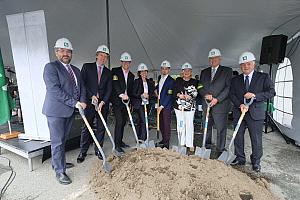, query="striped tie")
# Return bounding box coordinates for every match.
[66,64,79,100]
